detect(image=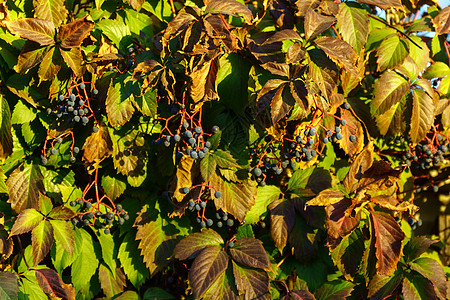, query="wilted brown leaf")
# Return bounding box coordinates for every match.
[325,198,361,247]
[58,16,94,48]
[169,156,200,203]
[305,9,336,40]
[205,0,253,24]
[336,109,364,157]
